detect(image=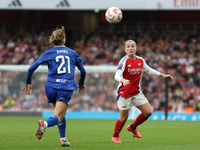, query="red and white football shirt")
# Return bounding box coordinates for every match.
[115,55,160,97]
